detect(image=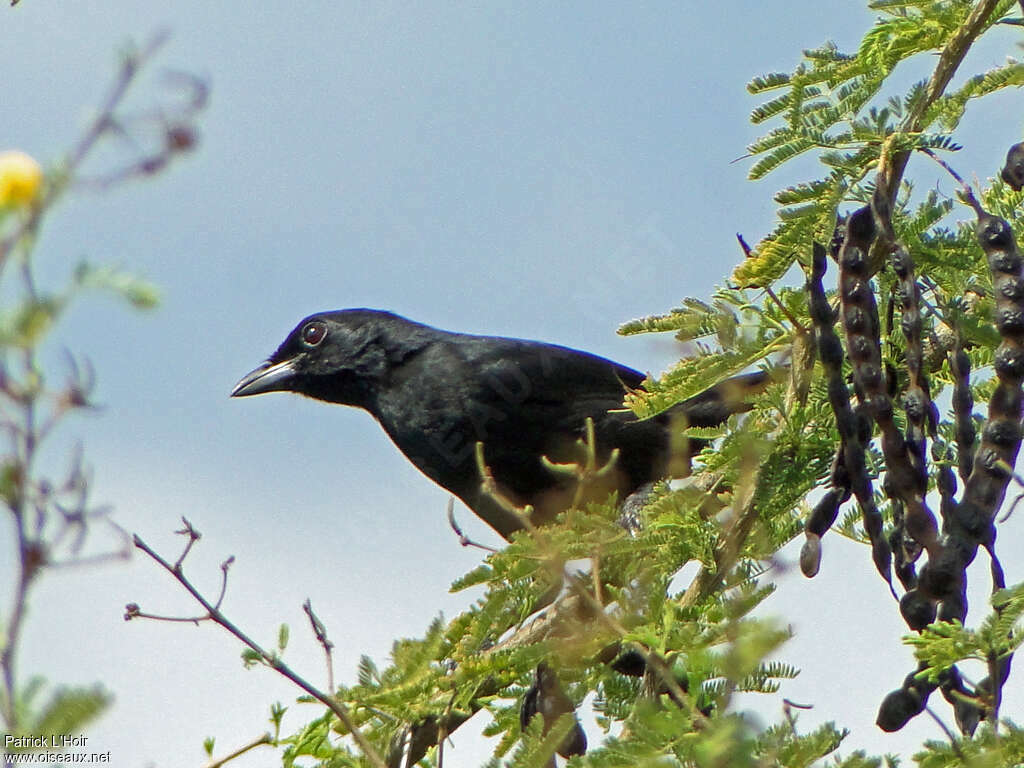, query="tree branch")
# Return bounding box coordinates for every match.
[202,732,272,768]
[129,532,388,768]
[881,0,1003,204]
